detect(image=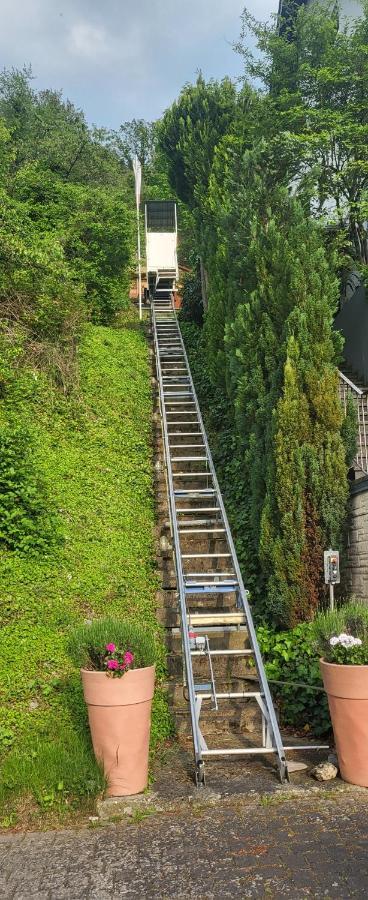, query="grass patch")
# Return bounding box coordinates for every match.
[0,310,172,826]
